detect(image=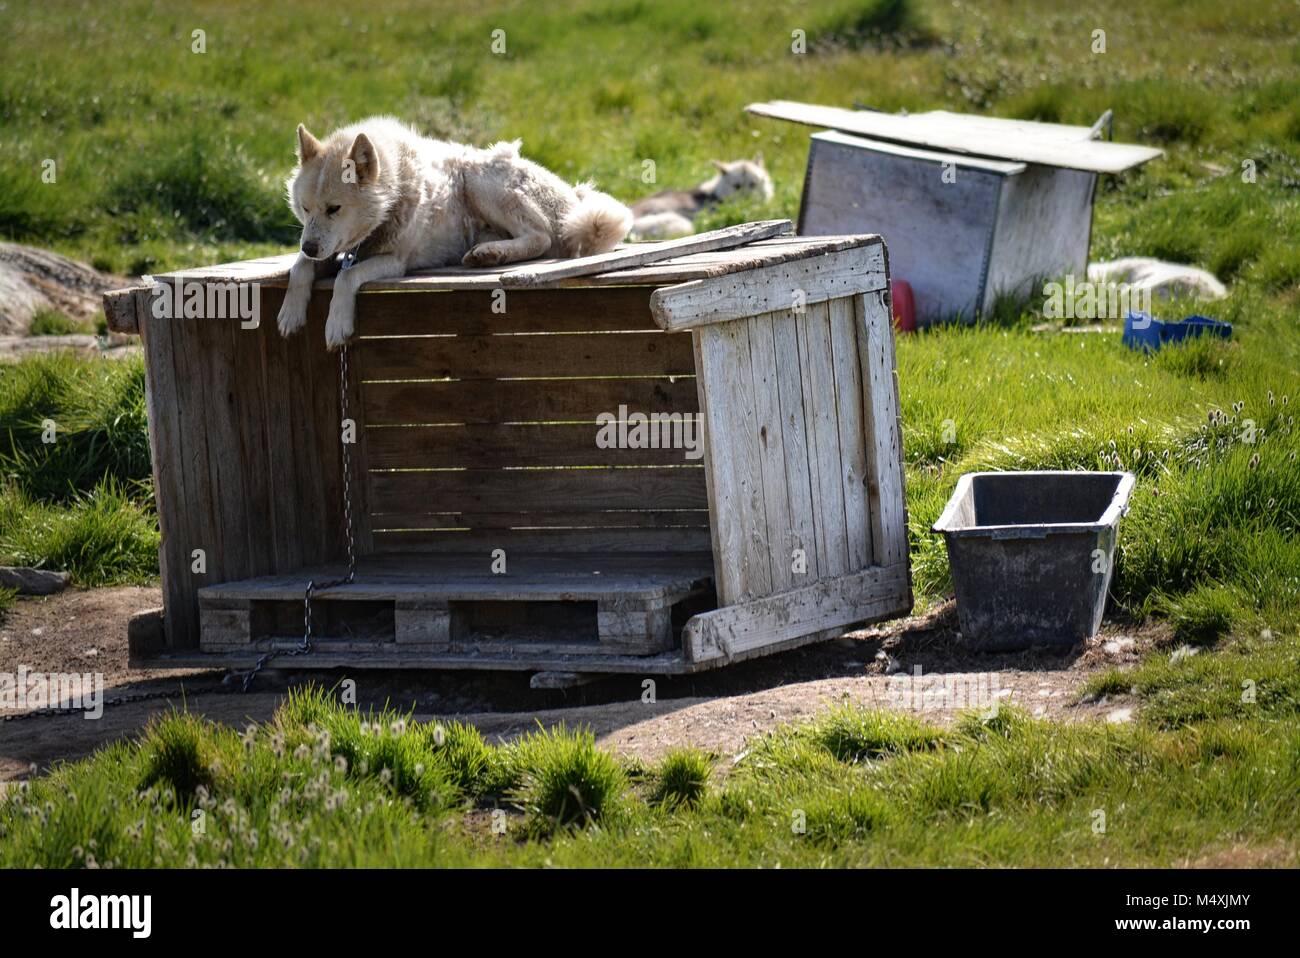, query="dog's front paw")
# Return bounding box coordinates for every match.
[277,296,309,338]
[324,300,356,350]
[462,244,505,268]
